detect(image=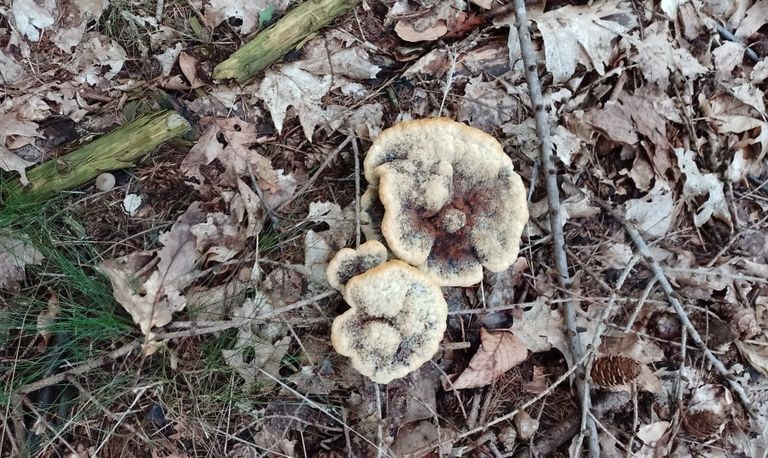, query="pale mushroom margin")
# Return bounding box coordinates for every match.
[363,118,529,287]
